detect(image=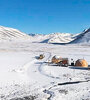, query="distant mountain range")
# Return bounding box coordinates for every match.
[29,33,75,43]
[0,25,90,44]
[29,28,90,44]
